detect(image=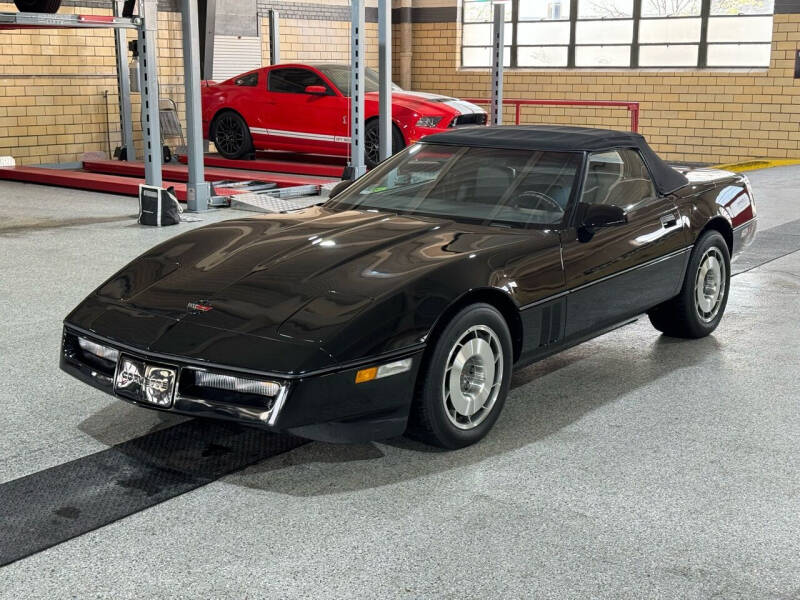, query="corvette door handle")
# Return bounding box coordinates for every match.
[660,213,678,228]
